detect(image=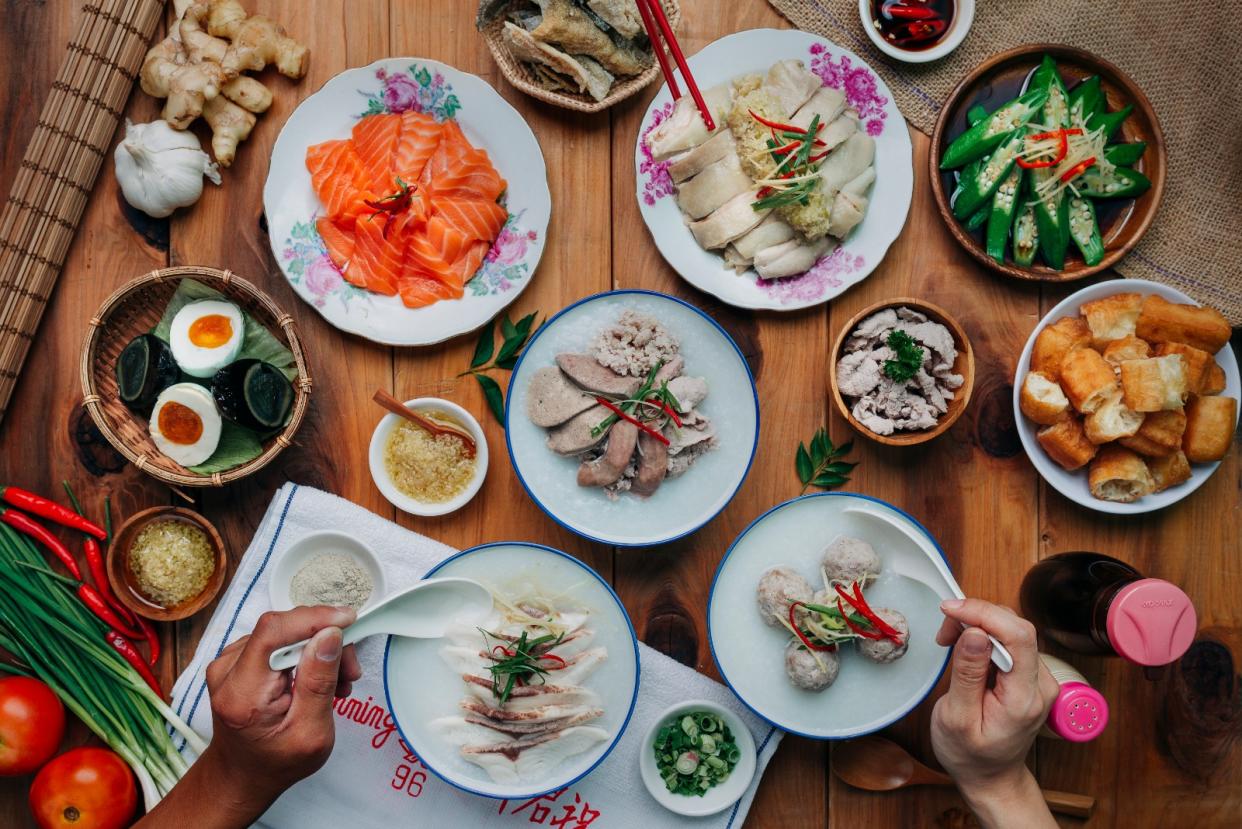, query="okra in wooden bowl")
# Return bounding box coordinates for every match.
[930,44,1165,282]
